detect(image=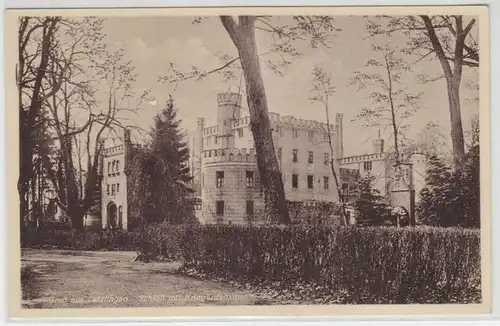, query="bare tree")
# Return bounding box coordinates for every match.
[19,16,149,229]
[366,15,478,169]
[350,42,421,162]
[160,16,340,224]
[309,66,348,226]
